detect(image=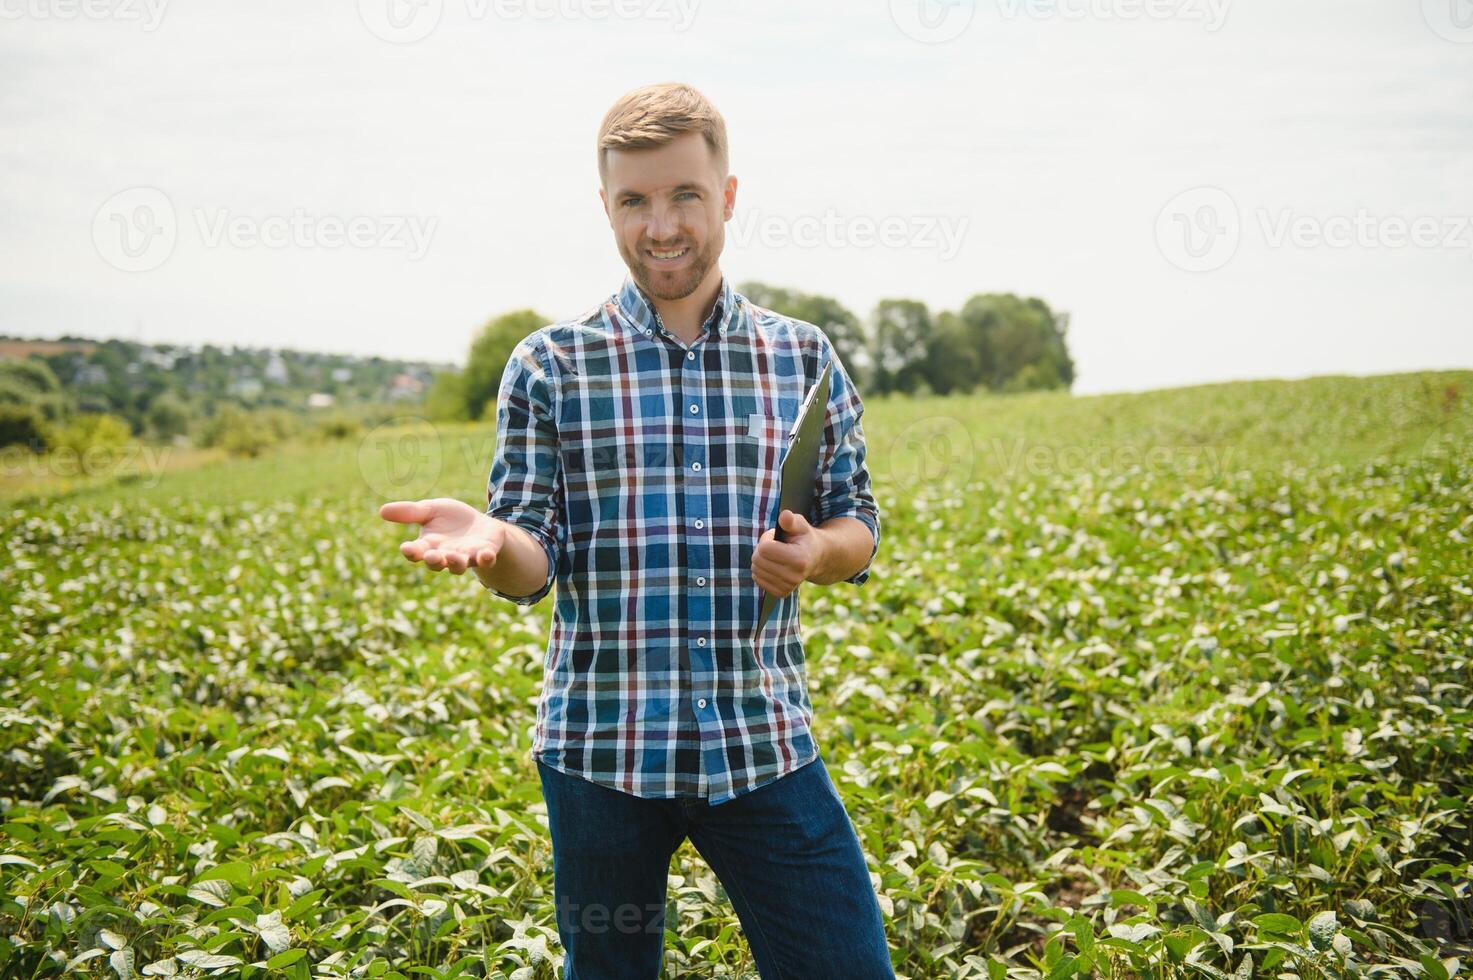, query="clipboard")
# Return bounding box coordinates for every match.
[754,359,833,641]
